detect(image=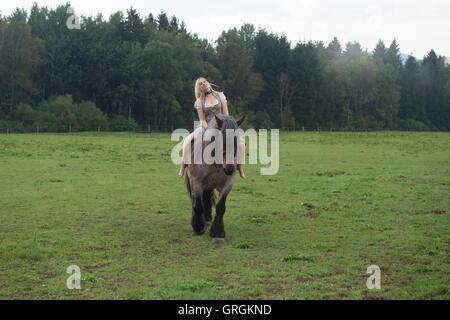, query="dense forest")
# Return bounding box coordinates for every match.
[0,3,449,132]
